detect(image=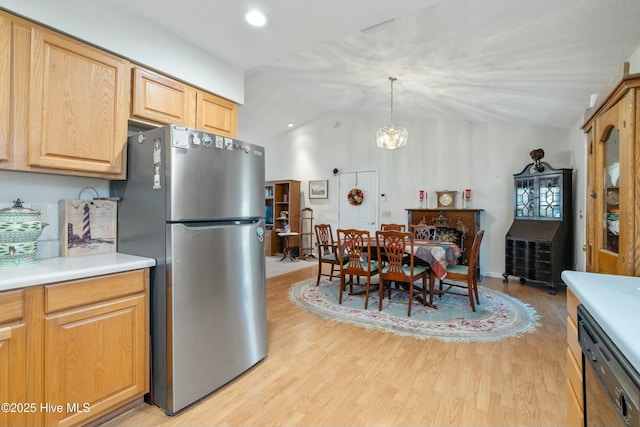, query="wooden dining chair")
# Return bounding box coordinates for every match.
[375,230,428,316]
[438,229,484,312]
[314,224,347,286]
[408,224,436,272]
[336,229,379,309]
[410,224,437,241]
[380,223,406,232]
